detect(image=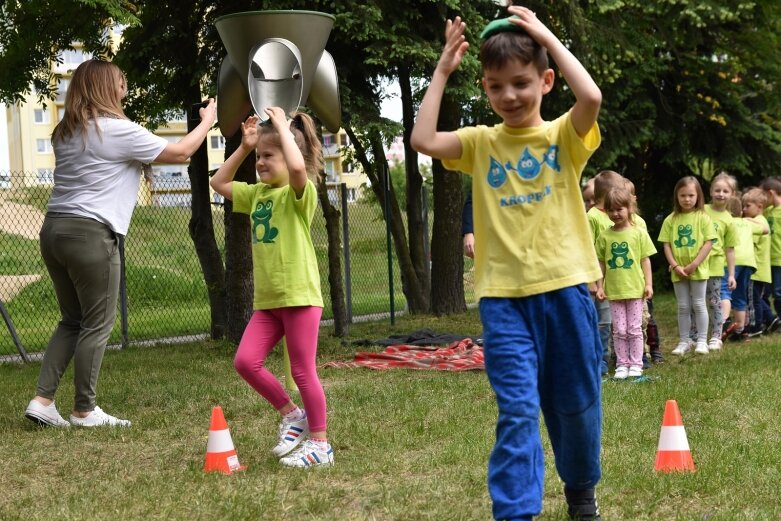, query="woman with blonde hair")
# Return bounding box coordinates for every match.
[24,59,216,428]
